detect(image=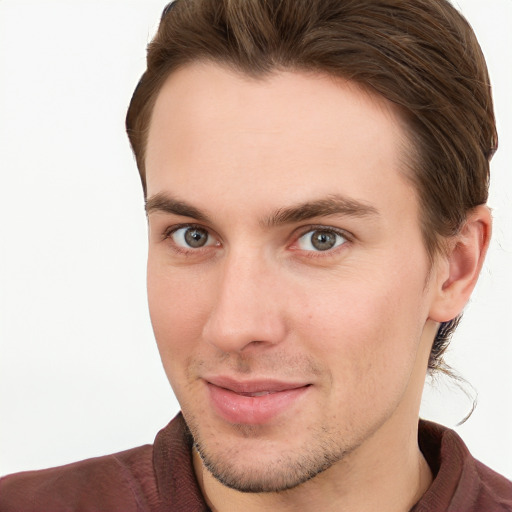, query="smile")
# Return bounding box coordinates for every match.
[205,377,311,425]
